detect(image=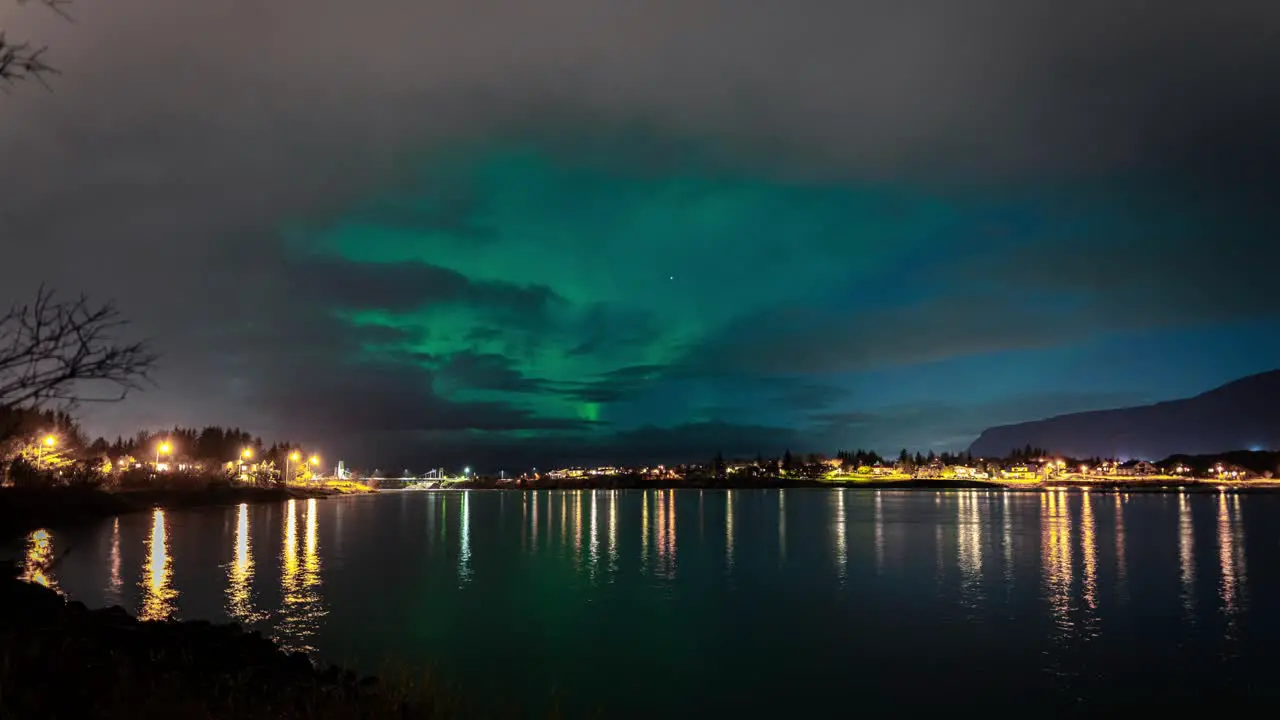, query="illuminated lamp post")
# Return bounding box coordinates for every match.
[37,435,57,469]
[286,450,301,485]
[156,440,172,470]
[241,448,254,483]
